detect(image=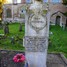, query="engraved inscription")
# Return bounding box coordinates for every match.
[24,36,47,52]
[31,21,44,23]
